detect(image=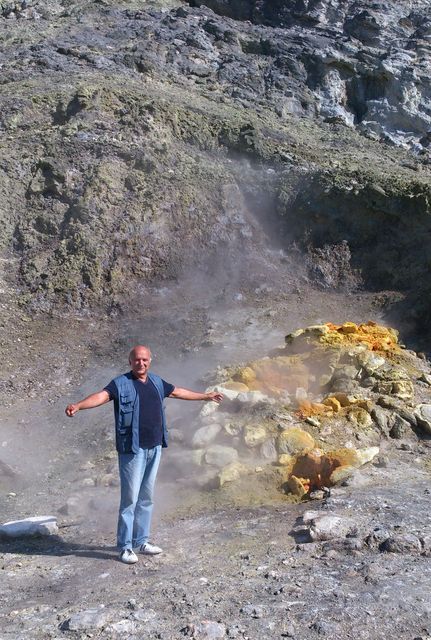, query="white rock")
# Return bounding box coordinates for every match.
[236,391,271,405]
[309,515,358,541]
[419,373,431,386]
[260,438,278,461]
[213,385,241,401]
[244,424,267,447]
[187,620,227,638]
[0,516,58,538]
[191,423,222,448]
[65,607,110,631]
[356,446,380,466]
[414,404,431,435]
